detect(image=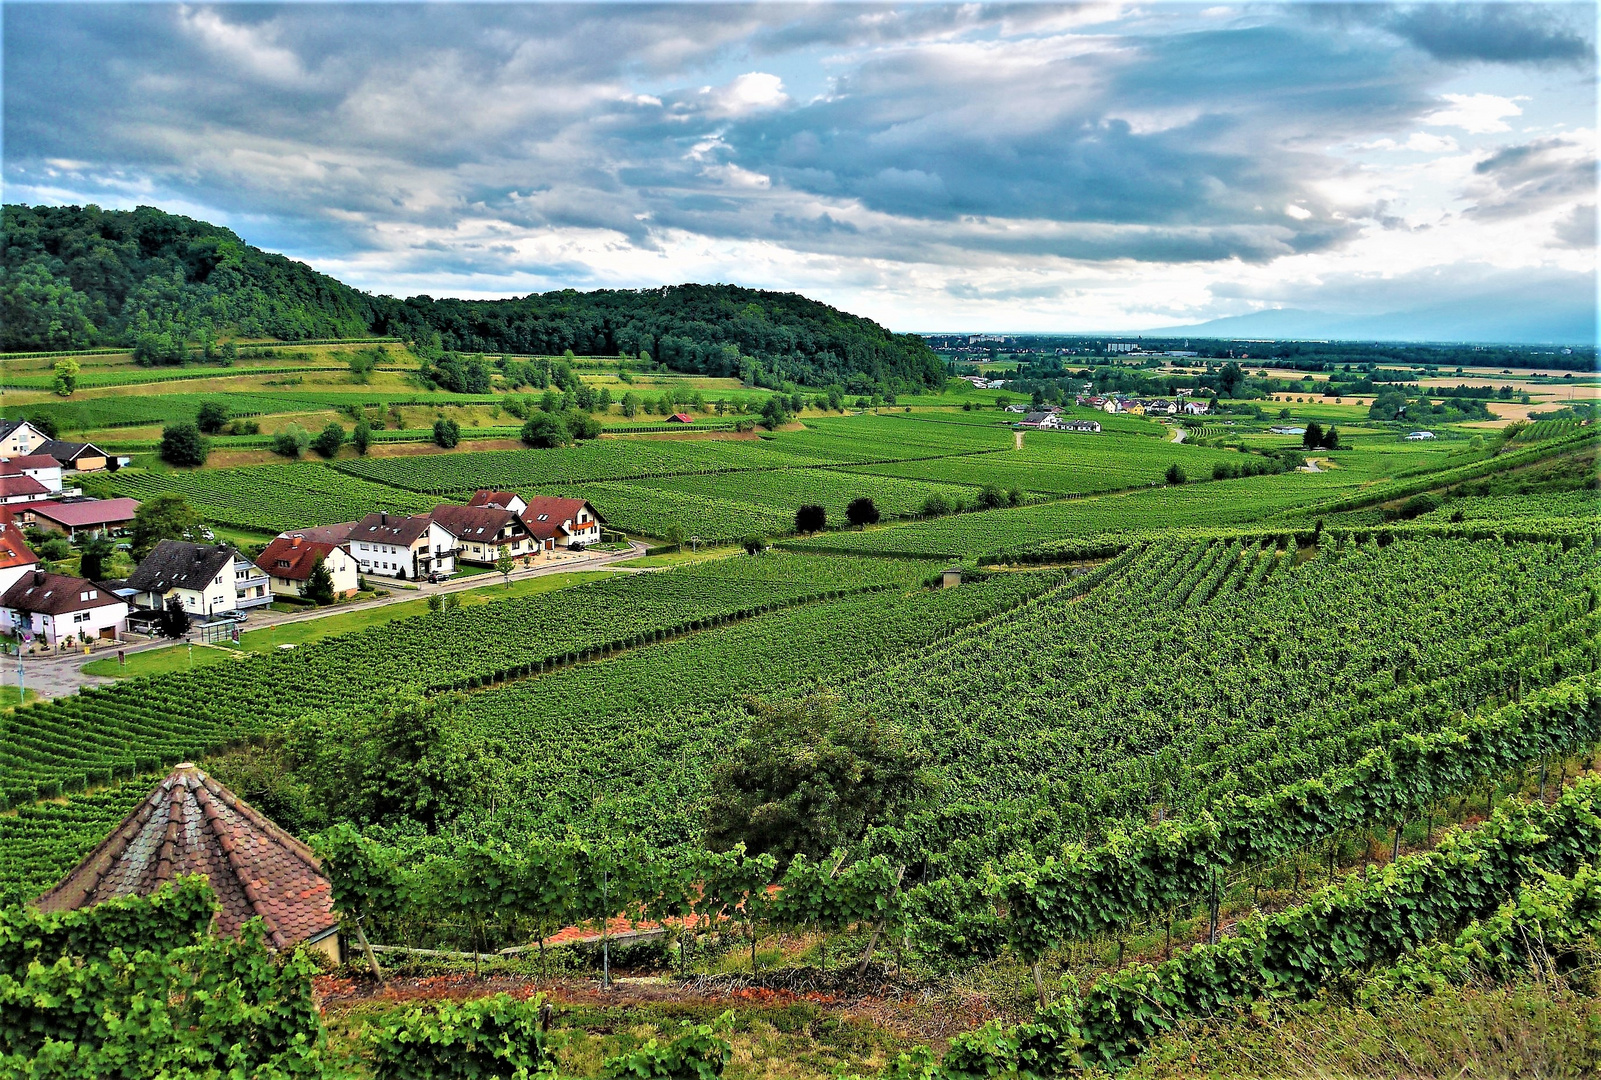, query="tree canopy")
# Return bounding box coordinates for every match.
[3,203,942,391]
